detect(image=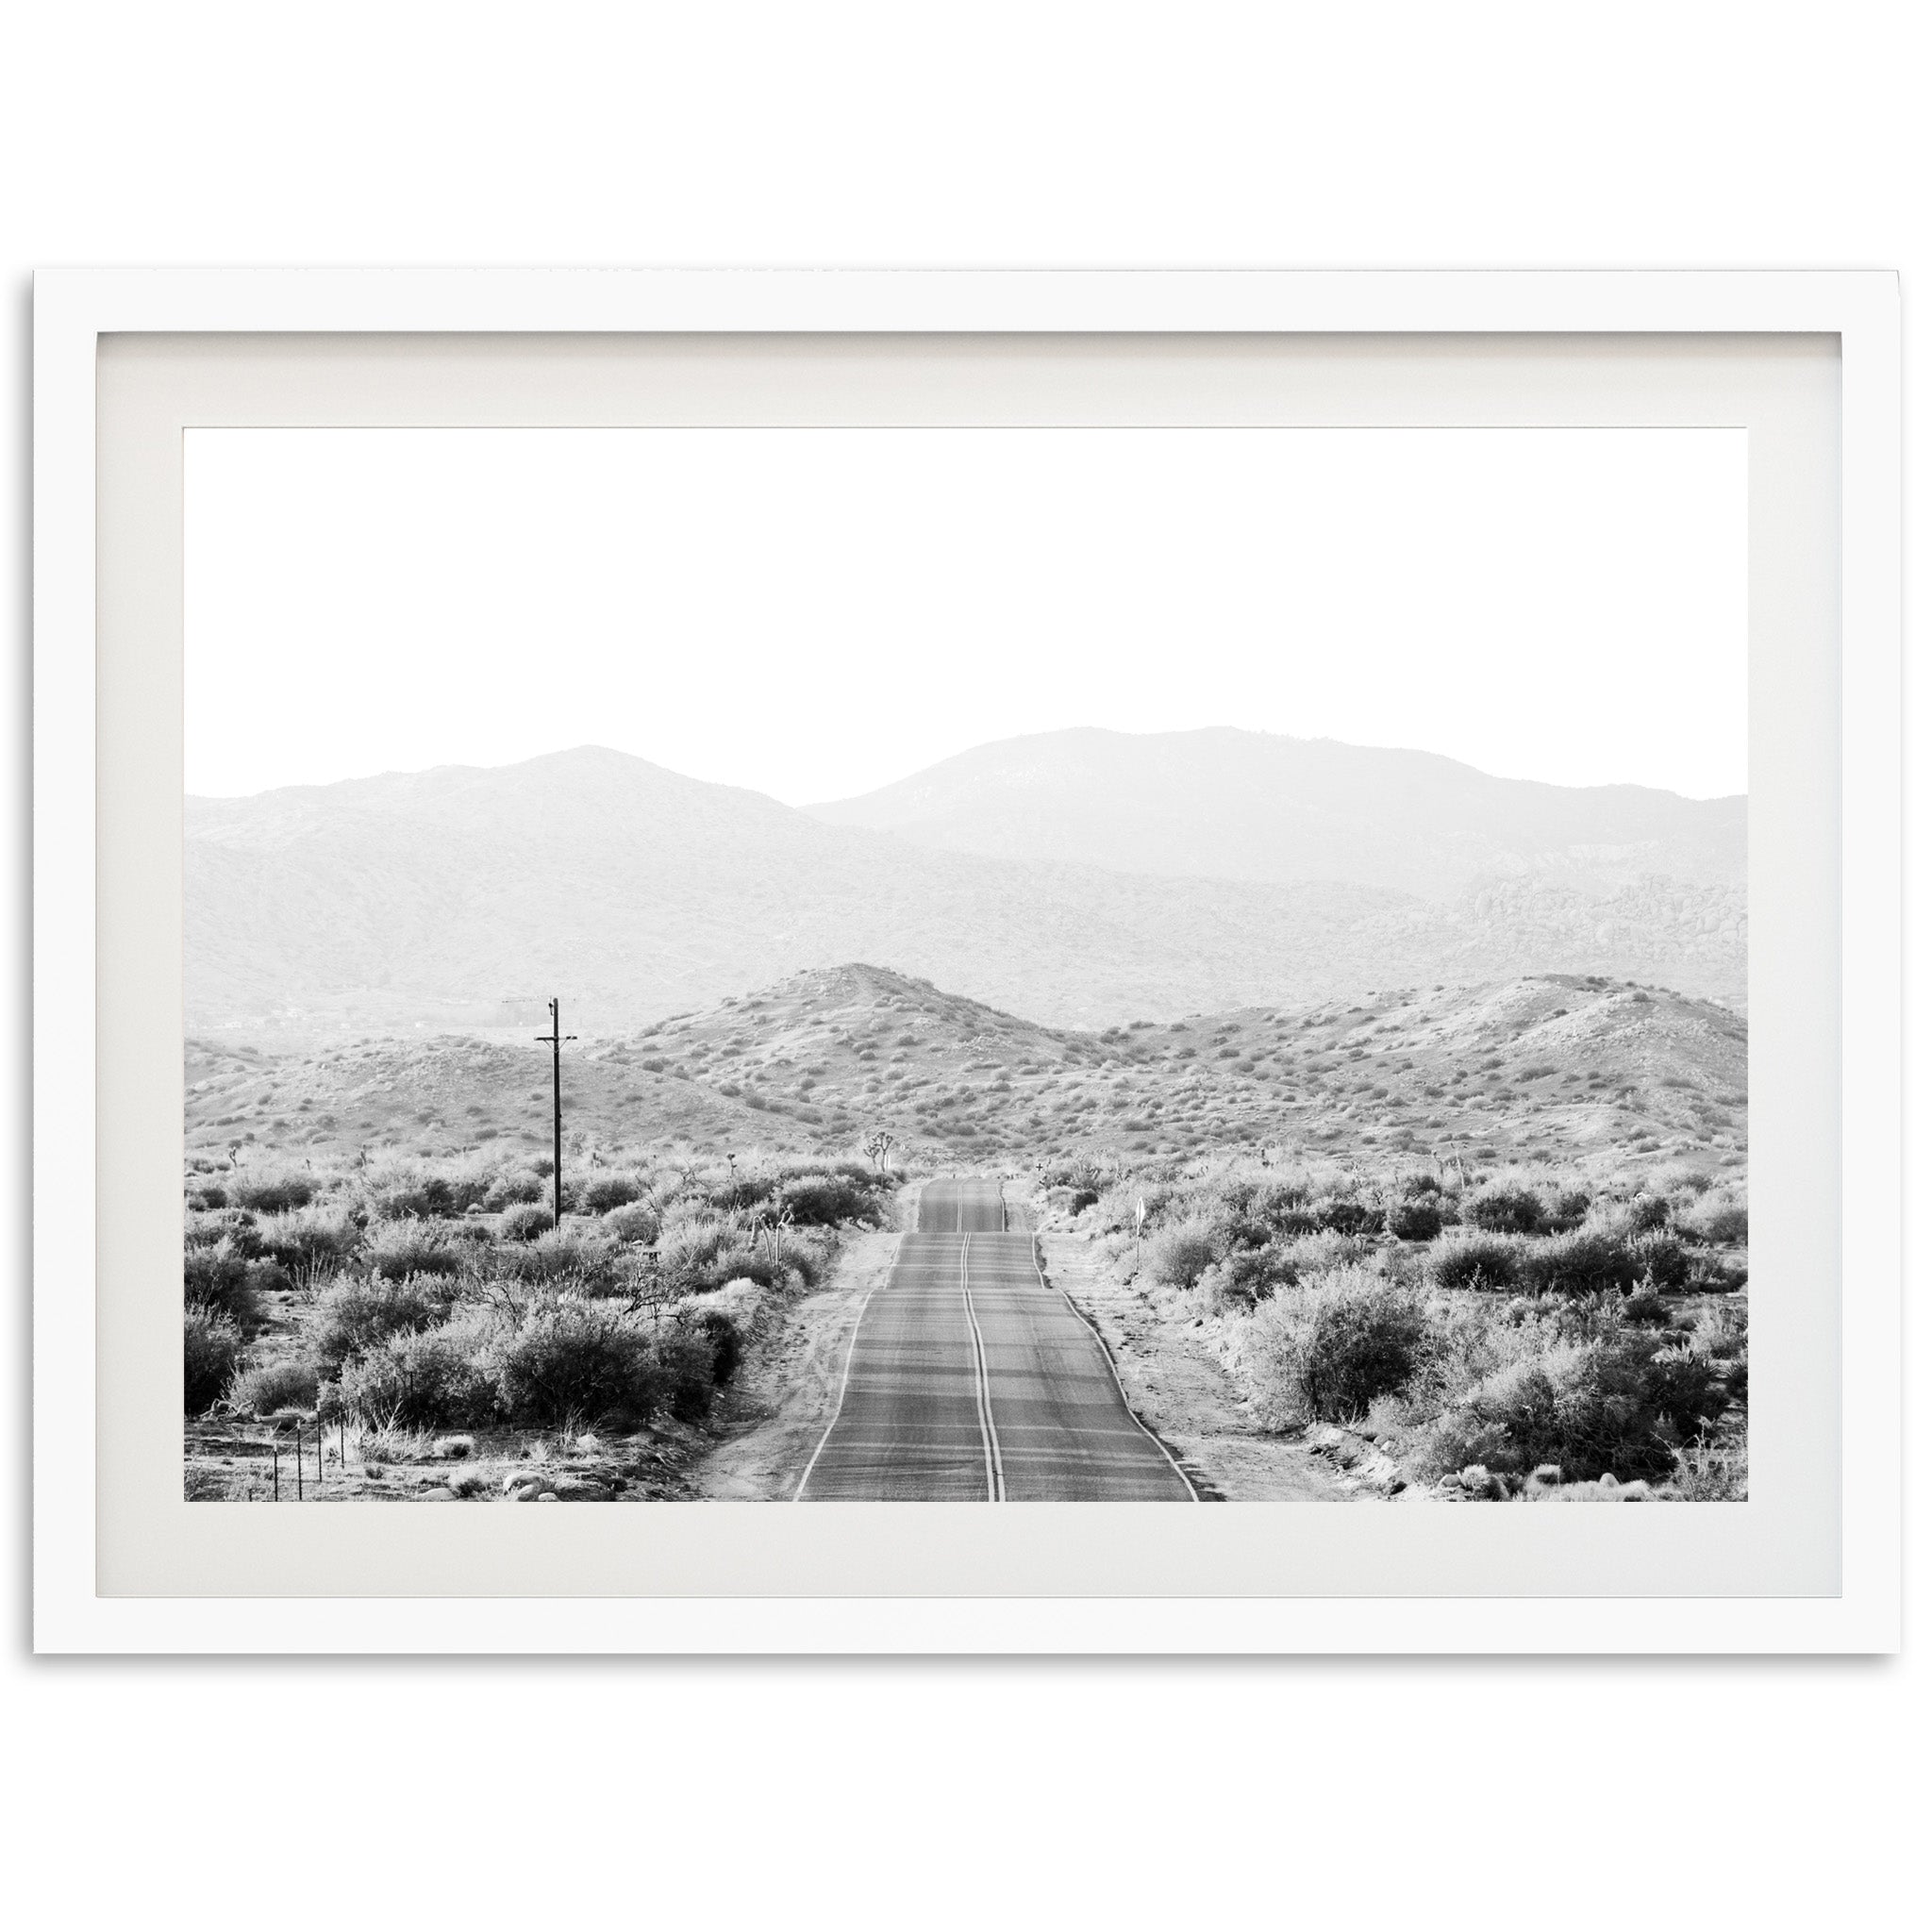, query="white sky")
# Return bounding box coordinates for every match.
[185,425,1746,802]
